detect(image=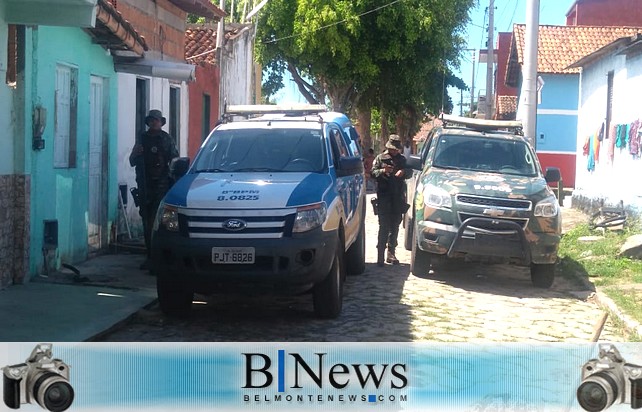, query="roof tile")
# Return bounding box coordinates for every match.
[496,96,517,120]
[513,24,642,74]
[185,26,218,65]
